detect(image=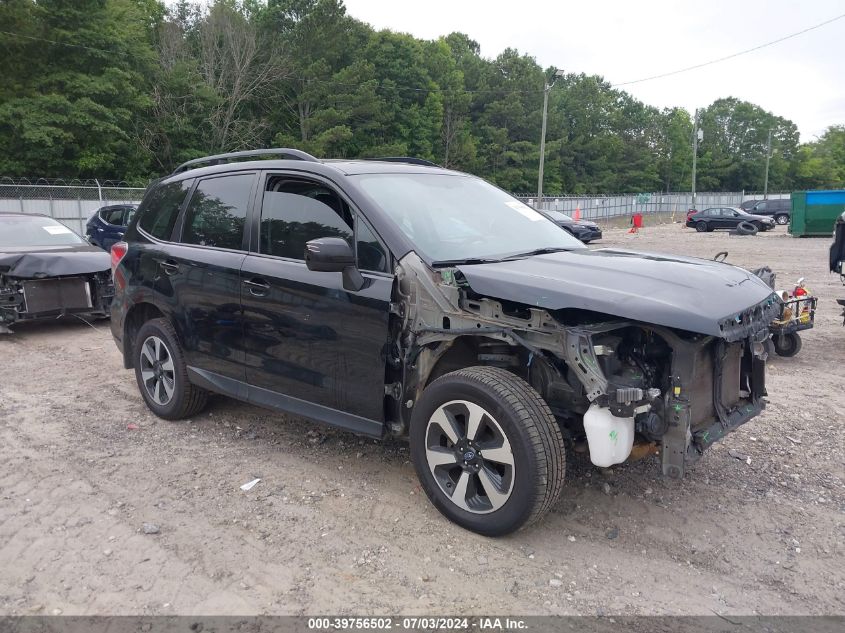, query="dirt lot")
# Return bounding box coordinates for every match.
[1,222,843,617]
